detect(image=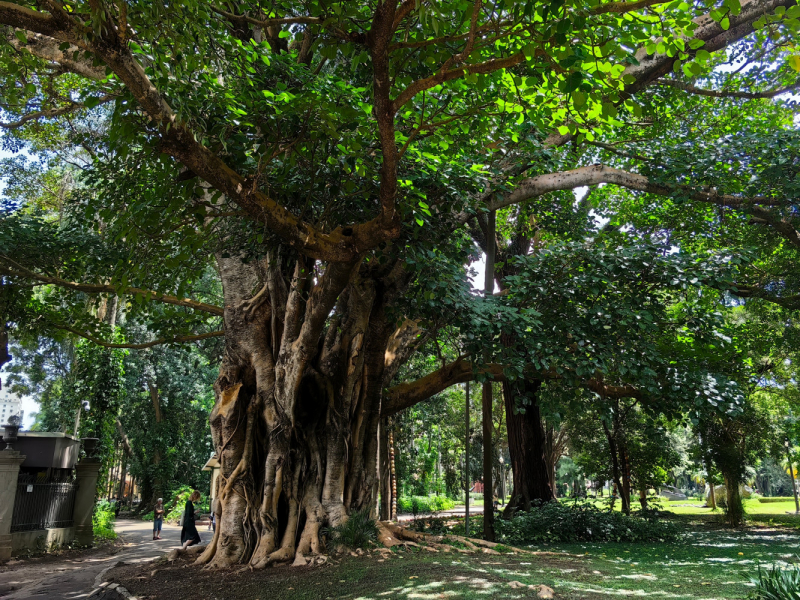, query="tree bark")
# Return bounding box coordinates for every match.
[502,379,554,515]
[146,379,165,508]
[379,419,391,521]
[620,435,632,514]
[389,429,397,521]
[602,419,630,514]
[196,253,410,568]
[482,210,496,542]
[723,473,744,527]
